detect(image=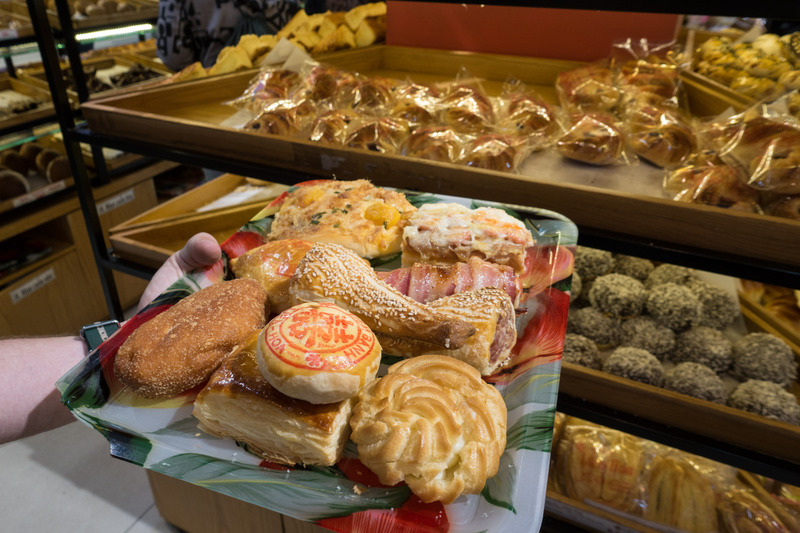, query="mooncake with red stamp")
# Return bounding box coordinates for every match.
[256,302,381,404]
